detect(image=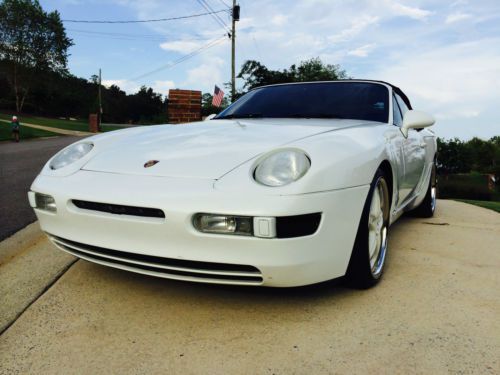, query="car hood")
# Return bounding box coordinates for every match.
[82,119,369,179]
